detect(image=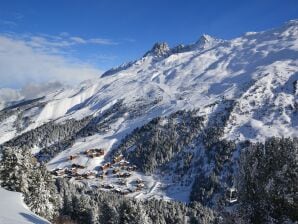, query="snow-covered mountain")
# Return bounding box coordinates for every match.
[0,20,298,203]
